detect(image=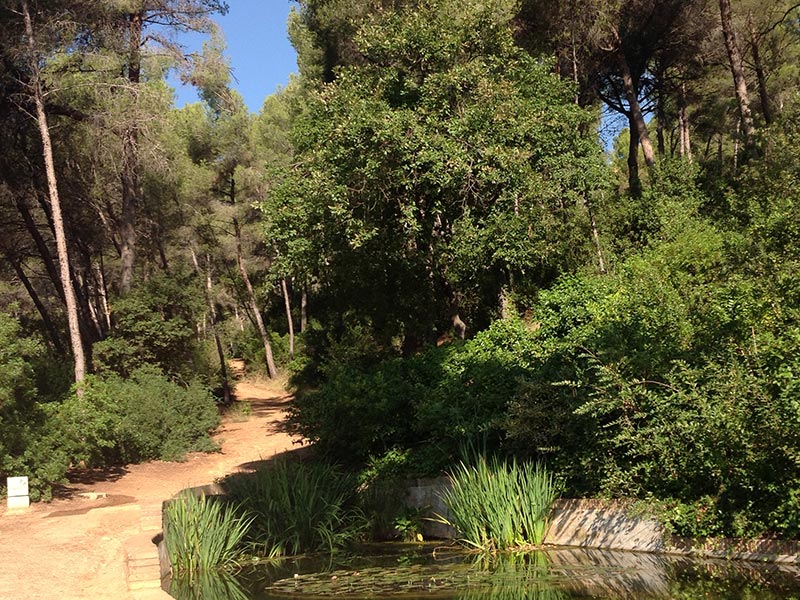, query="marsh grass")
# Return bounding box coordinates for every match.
[164,492,253,575]
[222,459,367,557]
[437,456,558,551]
